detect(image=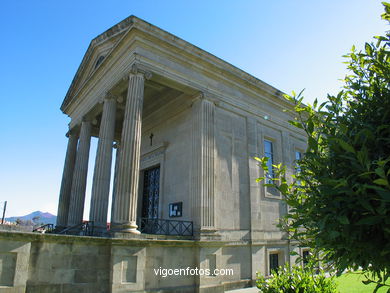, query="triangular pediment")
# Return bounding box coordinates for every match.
[77,33,123,88]
[62,16,135,111]
[62,15,287,115]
